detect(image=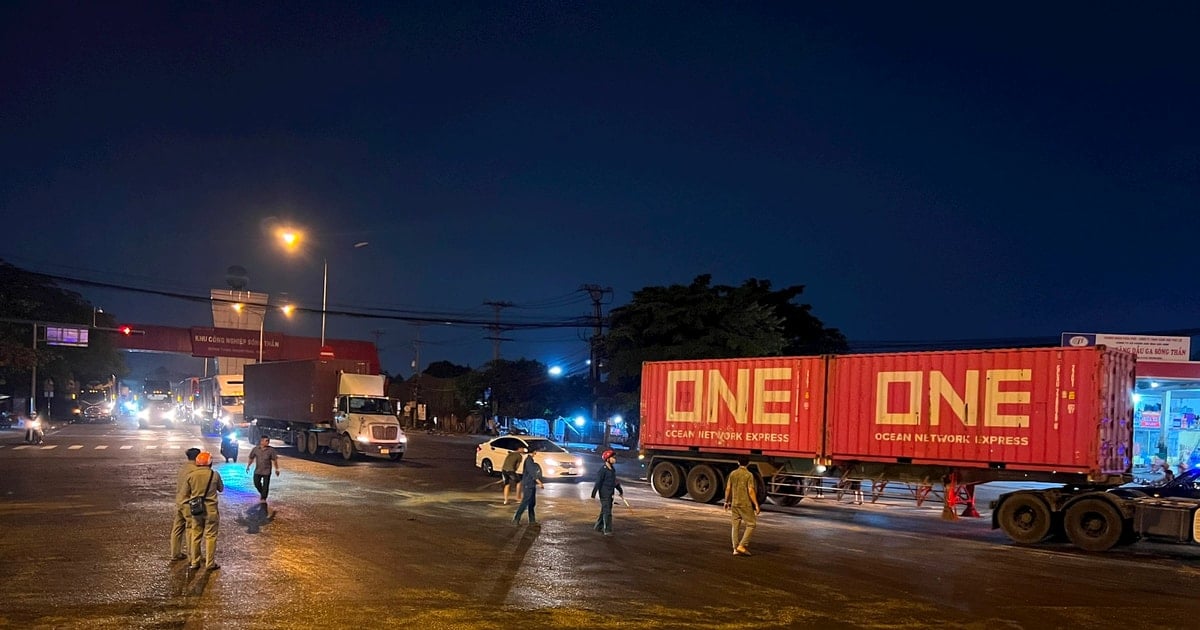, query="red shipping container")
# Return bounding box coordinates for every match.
[825,347,1133,476]
[640,357,825,457]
